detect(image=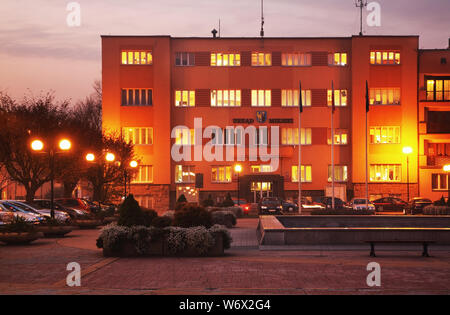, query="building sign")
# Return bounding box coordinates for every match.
[233,112,293,124]
[256,111,268,123]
